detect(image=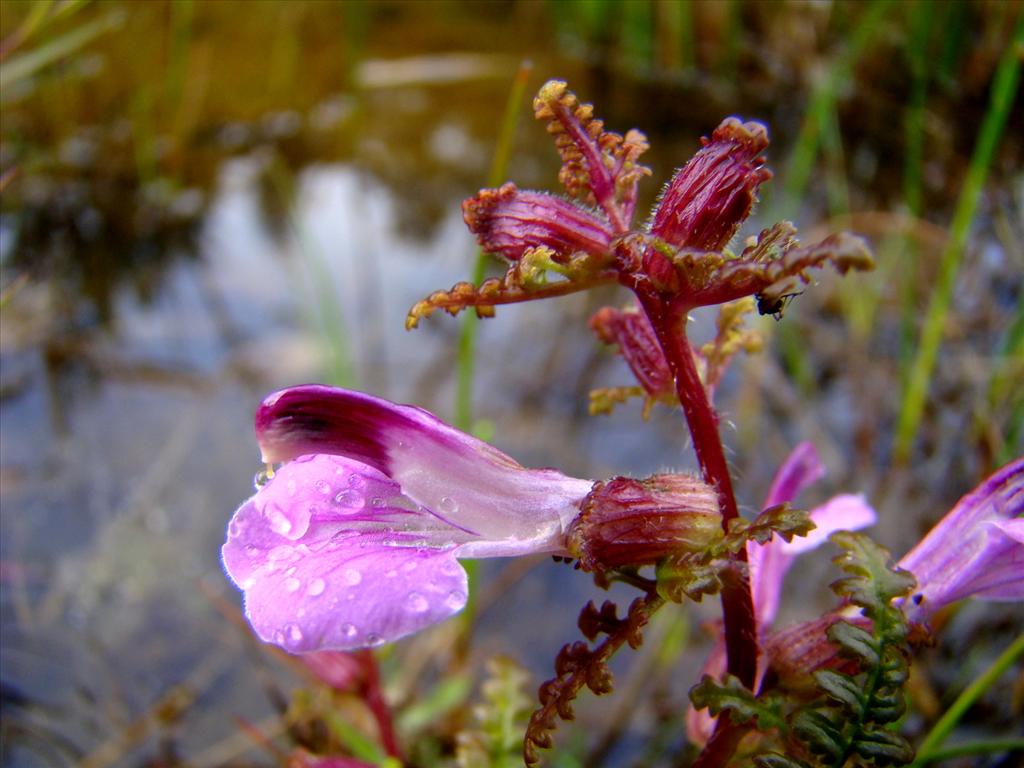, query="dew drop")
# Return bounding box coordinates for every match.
[307,578,326,596]
[315,479,332,495]
[265,503,293,535]
[365,633,384,647]
[348,474,364,489]
[273,630,286,645]
[342,623,357,639]
[228,519,243,537]
[343,568,362,586]
[370,497,386,508]
[438,496,458,515]
[285,577,301,593]
[334,490,364,509]
[254,467,273,489]
[245,545,260,558]
[444,590,466,610]
[406,592,429,613]
[440,559,462,576]
[286,623,303,644]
